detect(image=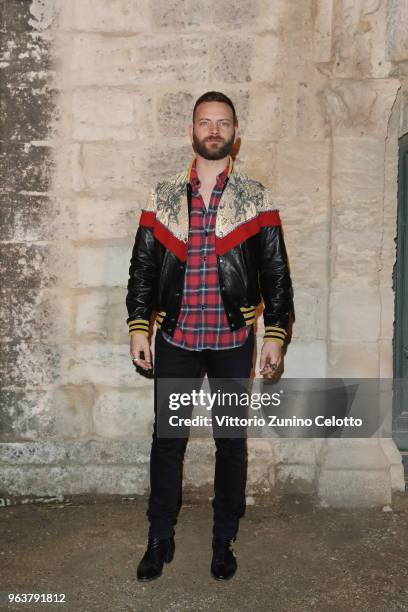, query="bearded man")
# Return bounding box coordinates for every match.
[126,91,294,582]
